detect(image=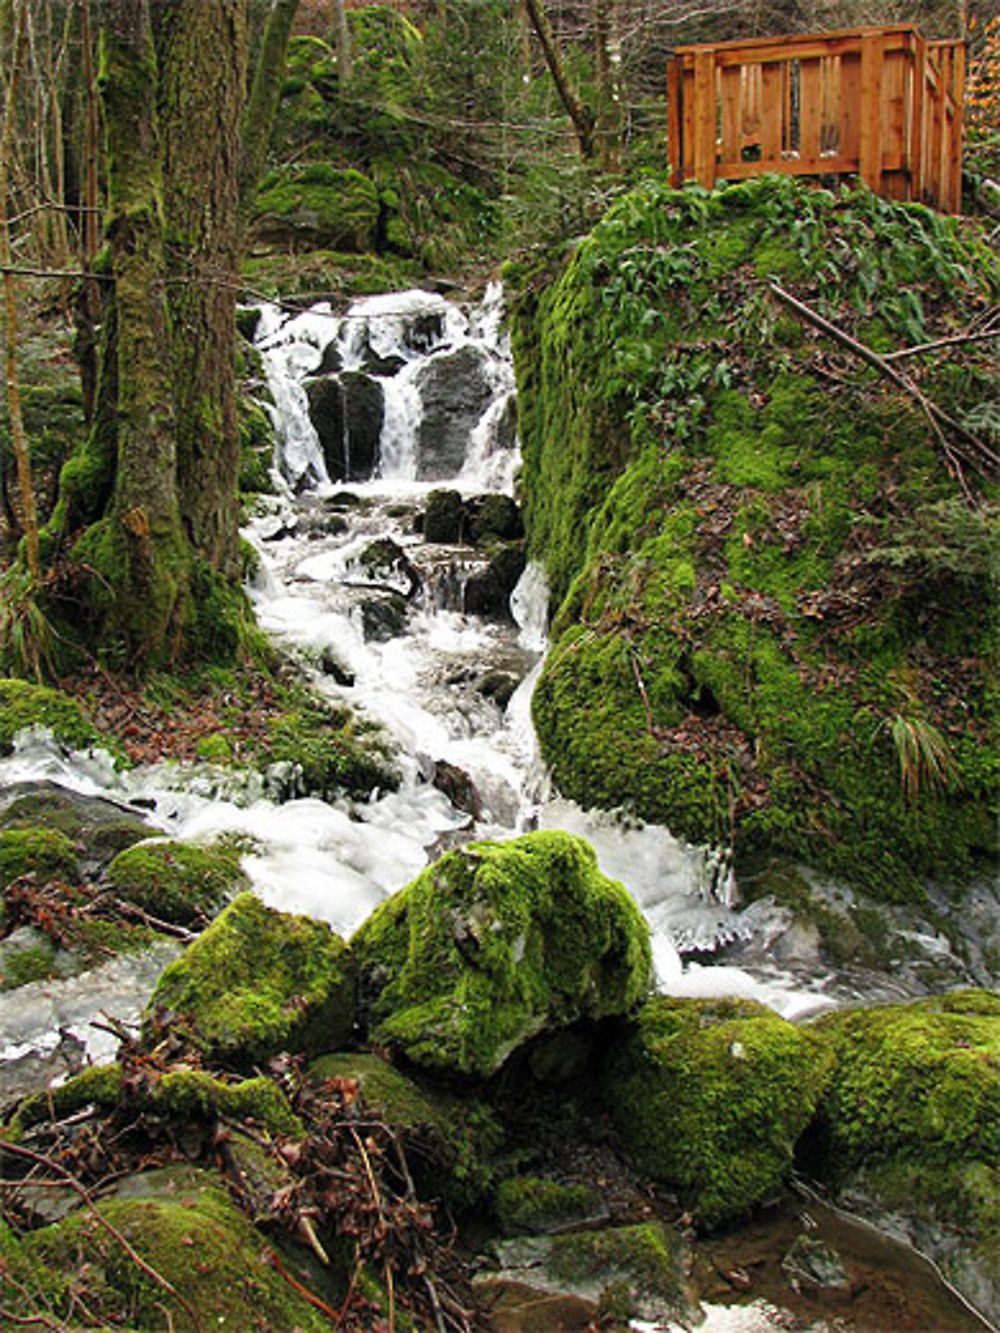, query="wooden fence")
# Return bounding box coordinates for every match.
[667,25,965,211]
